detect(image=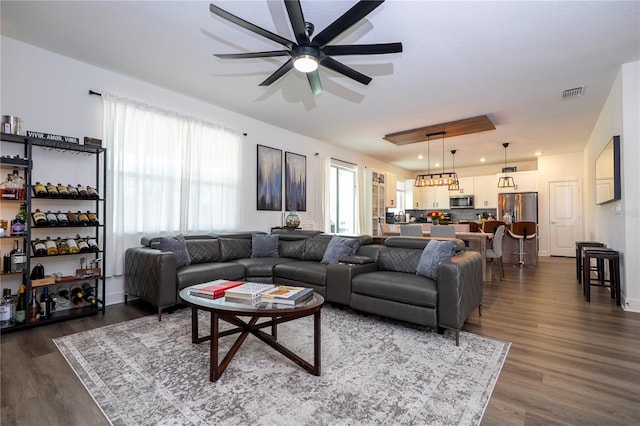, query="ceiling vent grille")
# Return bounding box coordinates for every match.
[562,86,585,100]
